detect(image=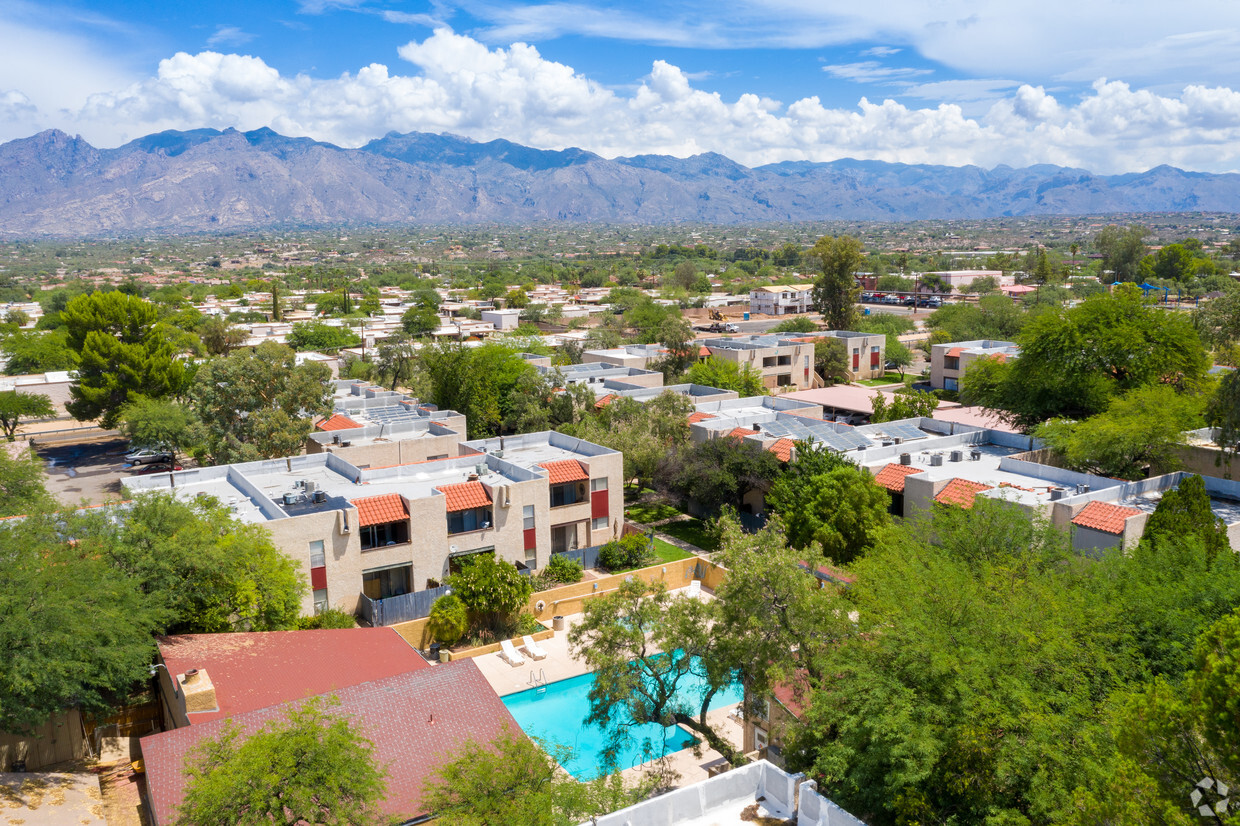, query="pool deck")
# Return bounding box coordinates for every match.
[474,584,747,788]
